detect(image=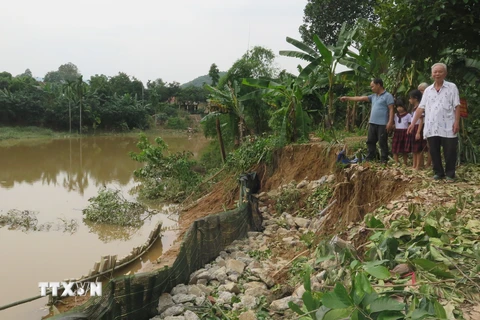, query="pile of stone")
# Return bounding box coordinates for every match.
[150,176,334,320]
